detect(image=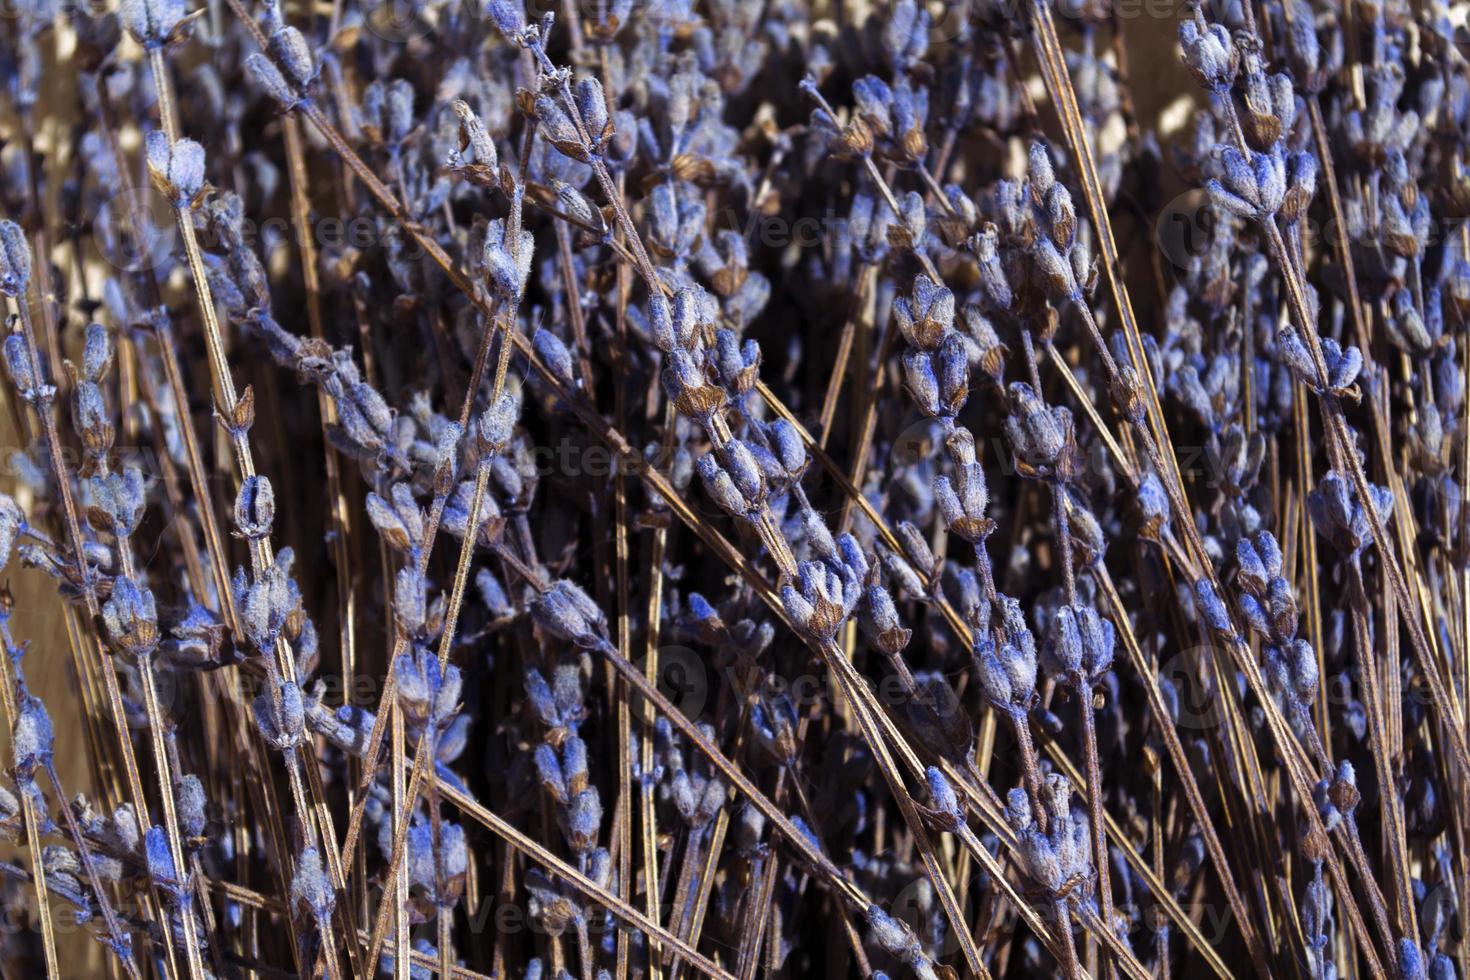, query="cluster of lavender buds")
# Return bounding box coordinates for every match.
[3,0,1470,976]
